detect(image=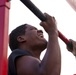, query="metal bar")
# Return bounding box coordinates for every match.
[0,0,10,75]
